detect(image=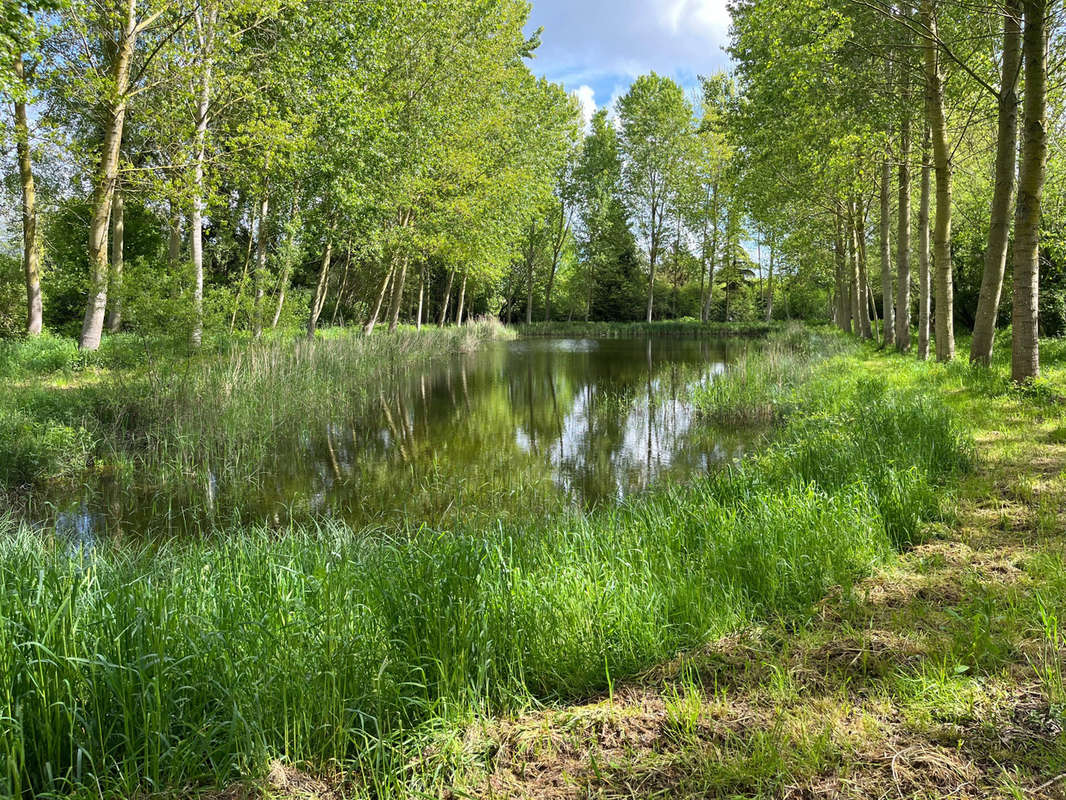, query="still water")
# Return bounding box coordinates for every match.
[43,336,755,538]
